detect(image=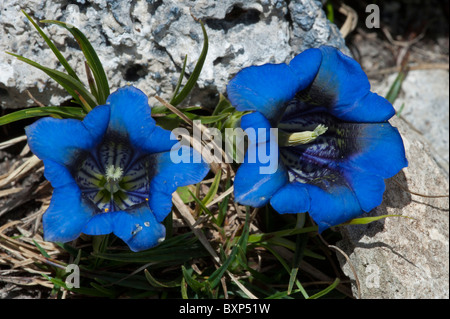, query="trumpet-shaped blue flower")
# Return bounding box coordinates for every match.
[26,86,209,251]
[227,46,408,232]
